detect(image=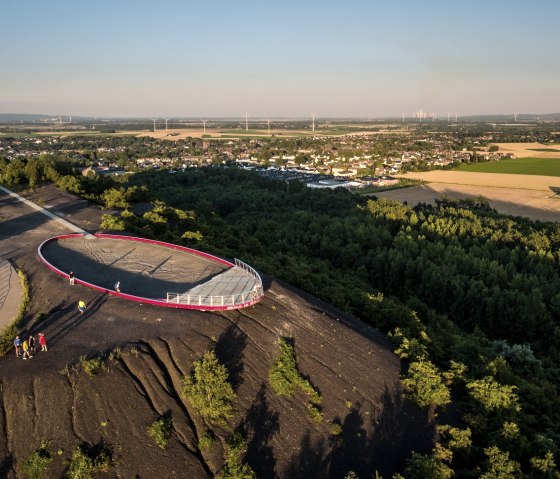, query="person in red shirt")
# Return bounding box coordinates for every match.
[39,333,47,352]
